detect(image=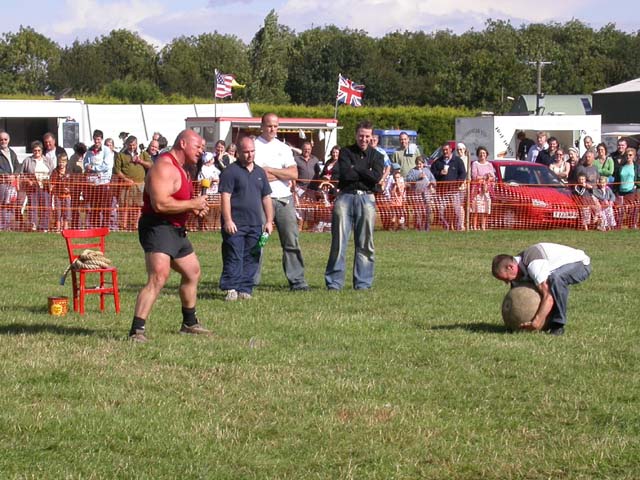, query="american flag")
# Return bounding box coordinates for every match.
[336,74,364,107]
[215,69,234,99]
